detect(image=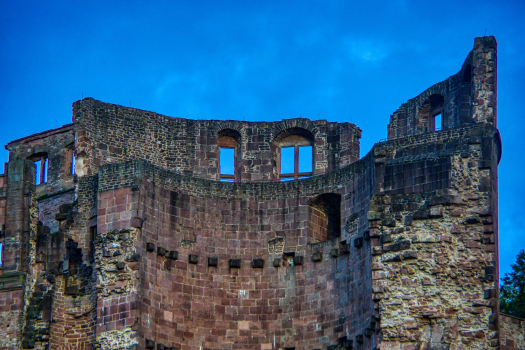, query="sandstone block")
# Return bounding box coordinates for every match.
[207,257,217,266]
[189,254,199,264]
